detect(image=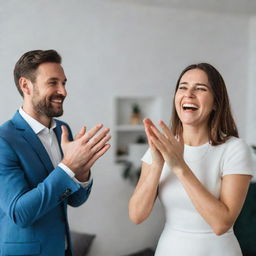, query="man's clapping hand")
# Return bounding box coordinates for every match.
[61,124,111,181]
